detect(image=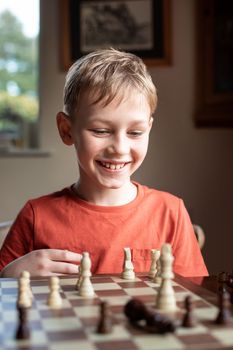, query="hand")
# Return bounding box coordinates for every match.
[0,249,82,278]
